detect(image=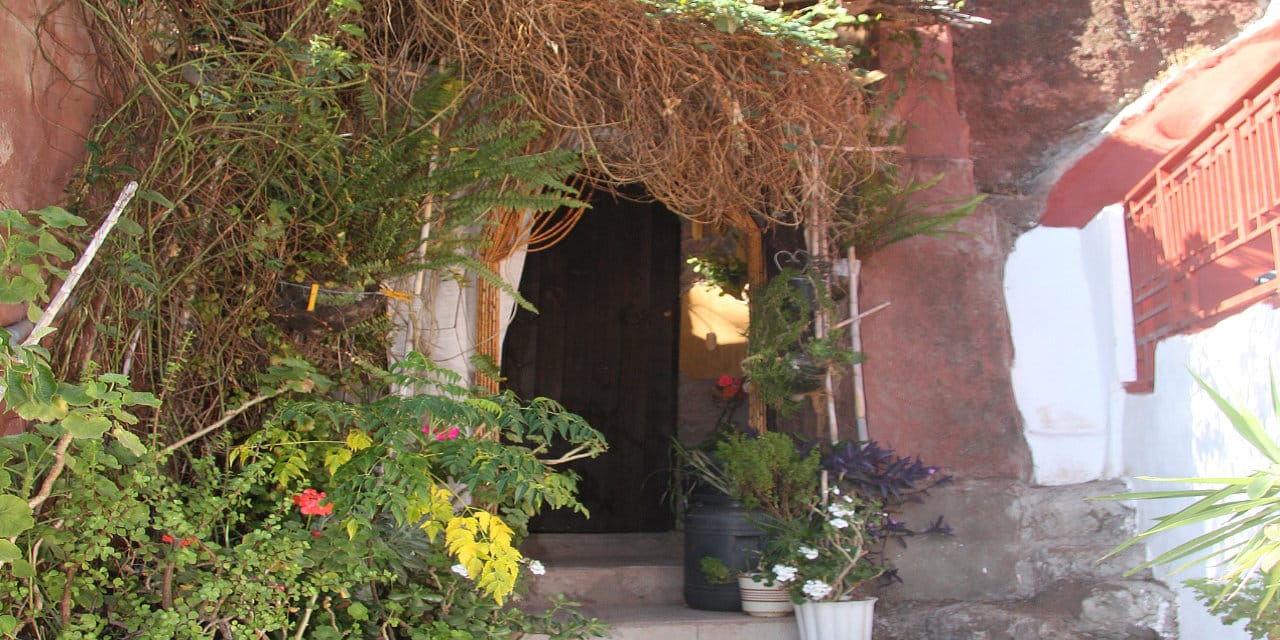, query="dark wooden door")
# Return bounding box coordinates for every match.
[501,194,679,532]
